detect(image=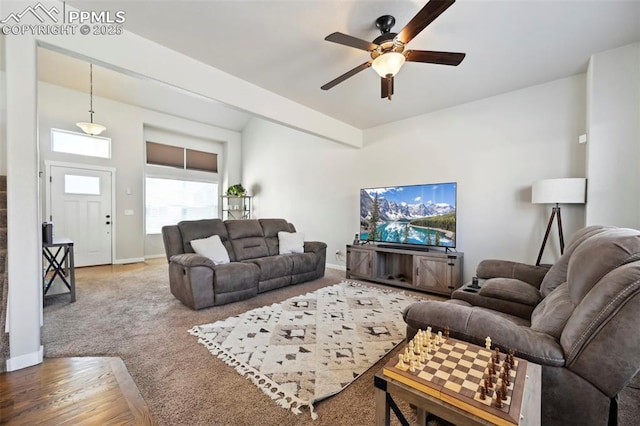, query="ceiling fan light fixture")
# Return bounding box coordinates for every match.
[371,51,406,78]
